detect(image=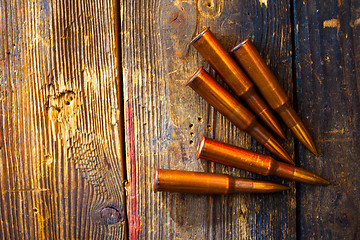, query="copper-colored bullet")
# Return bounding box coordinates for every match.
[231,39,318,155]
[154,168,290,194]
[197,137,329,185]
[187,67,294,164]
[191,27,286,140]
